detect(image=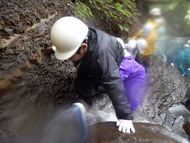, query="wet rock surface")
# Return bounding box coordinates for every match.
[183,123,190,139]
[139,59,186,124]
[0,0,78,139]
[0,0,73,39]
[88,122,181,143]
